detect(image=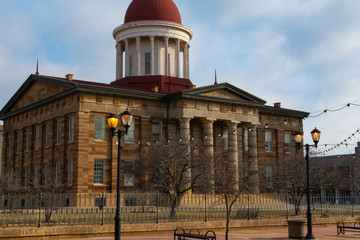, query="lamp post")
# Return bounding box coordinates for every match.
[107,109,133,240]
[295,127,321,239]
